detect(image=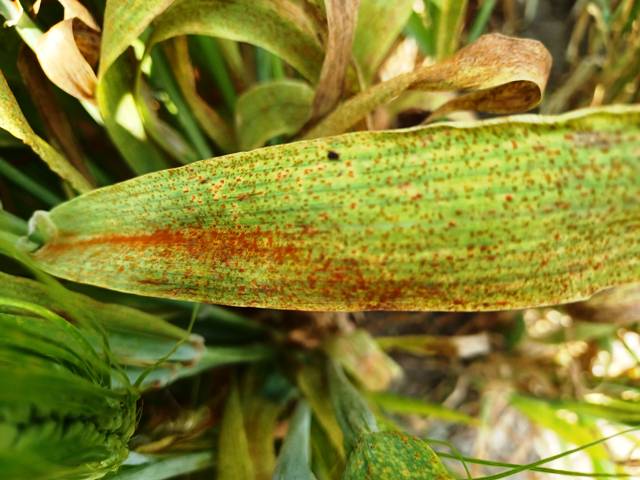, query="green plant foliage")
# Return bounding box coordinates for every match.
[0,303,138,479]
